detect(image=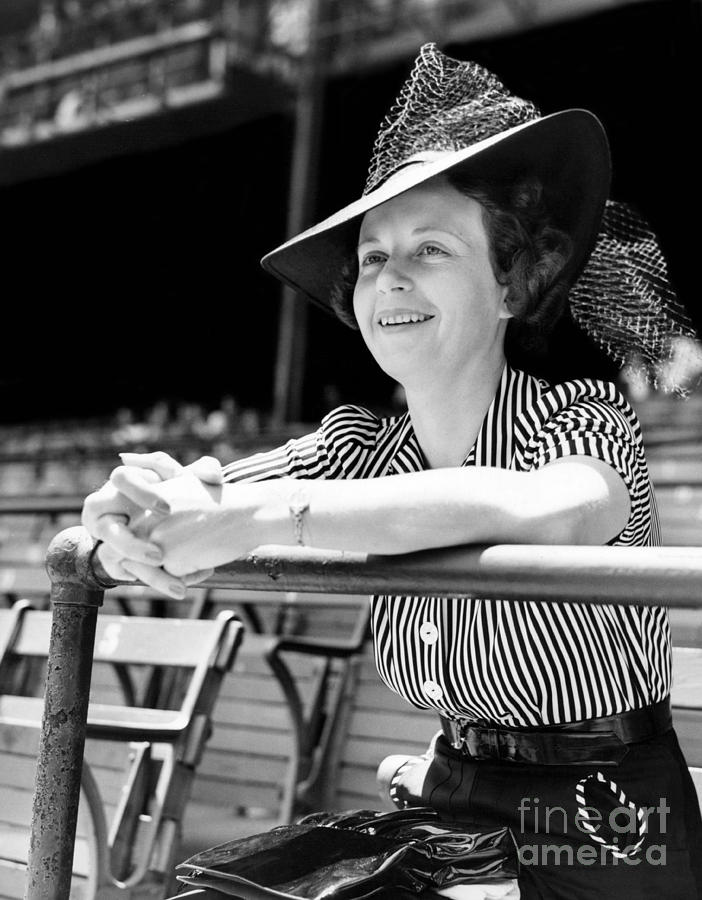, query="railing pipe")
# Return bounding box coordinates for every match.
[205,542,702,608]
[25,529,108,900]
[26,526,702,898]
[2,21,217,90]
